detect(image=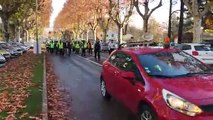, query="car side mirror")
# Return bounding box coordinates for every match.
[121,71,135,80]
